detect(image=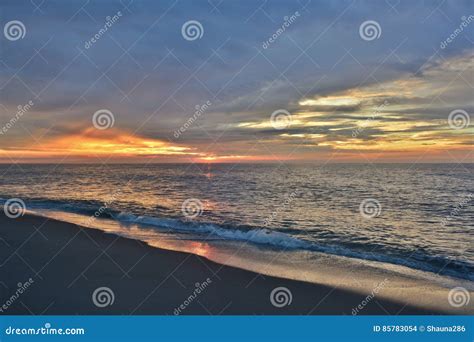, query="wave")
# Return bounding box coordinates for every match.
[112,212,311,249]
[1,197,473,281]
